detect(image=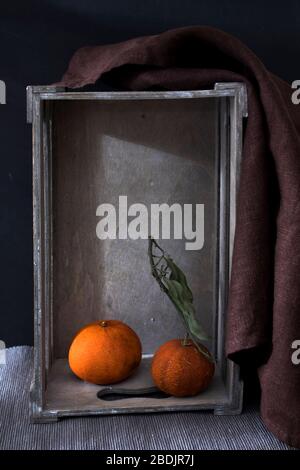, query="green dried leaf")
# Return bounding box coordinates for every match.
[163,279,190,312]
[163,279,210,343]
[165,256,193,302]
[182,302,210,342]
